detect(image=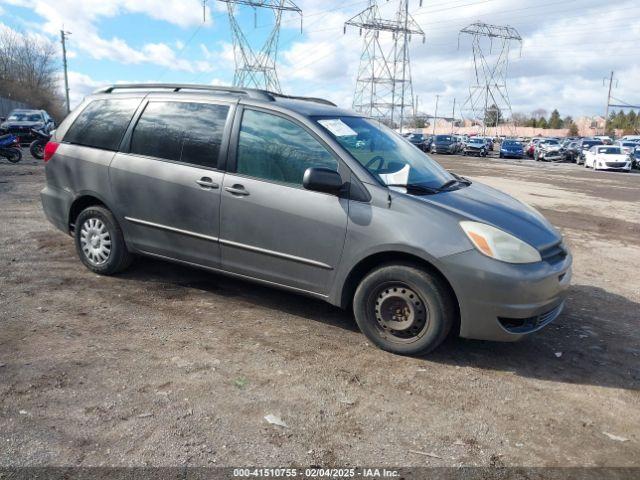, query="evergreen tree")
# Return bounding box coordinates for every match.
[548,109,563,129]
